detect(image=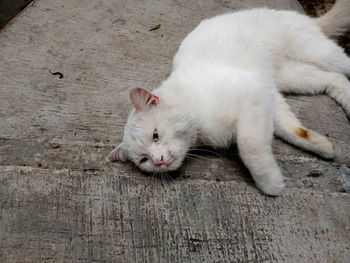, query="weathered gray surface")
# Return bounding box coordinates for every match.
[0,0,349,262]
